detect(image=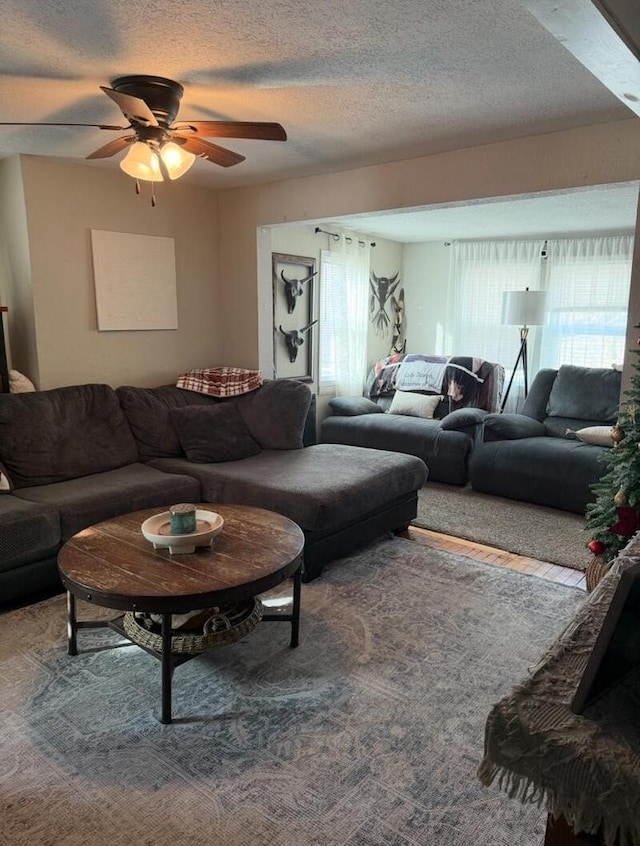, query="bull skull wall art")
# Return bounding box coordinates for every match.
[369,271,401,337]
[272,252,316,381]
[280,269,318,314]
[278,321,318,363]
